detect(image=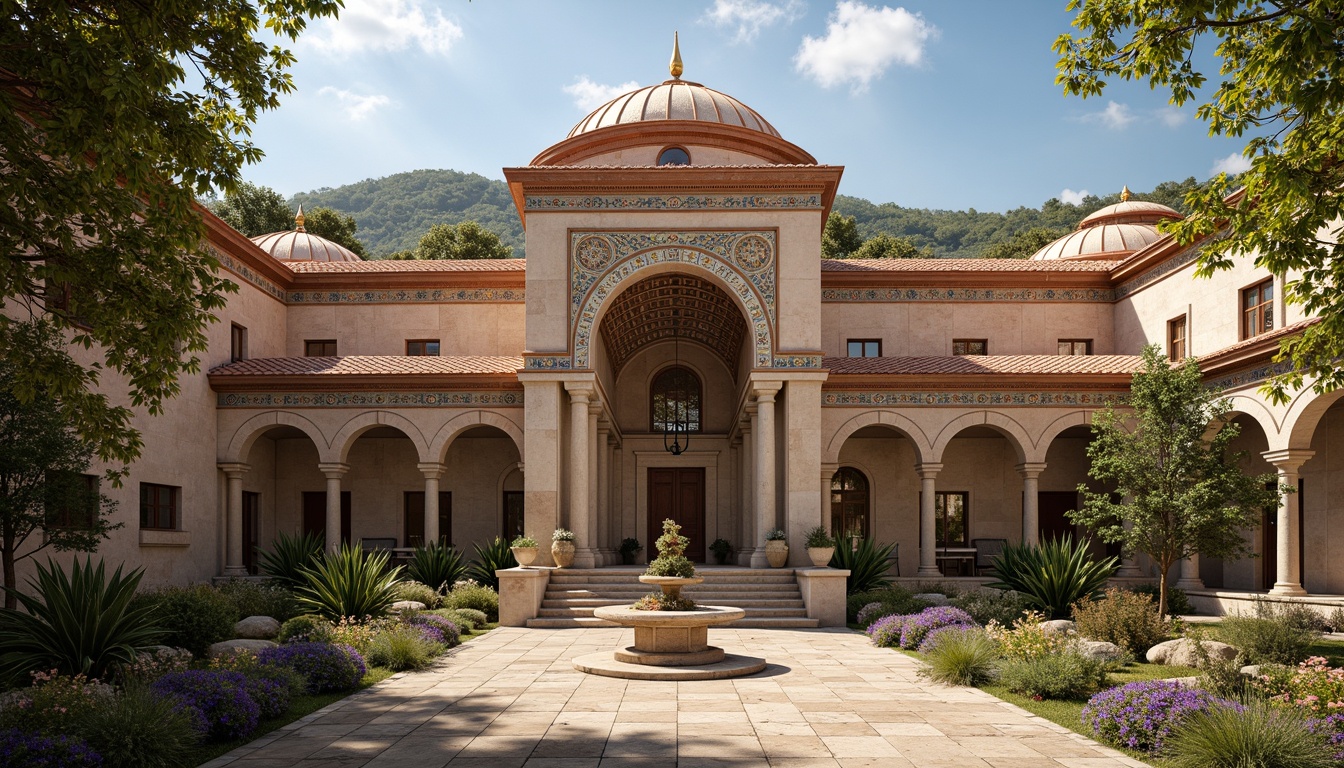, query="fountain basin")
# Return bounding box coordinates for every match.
[573,603,764,680]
